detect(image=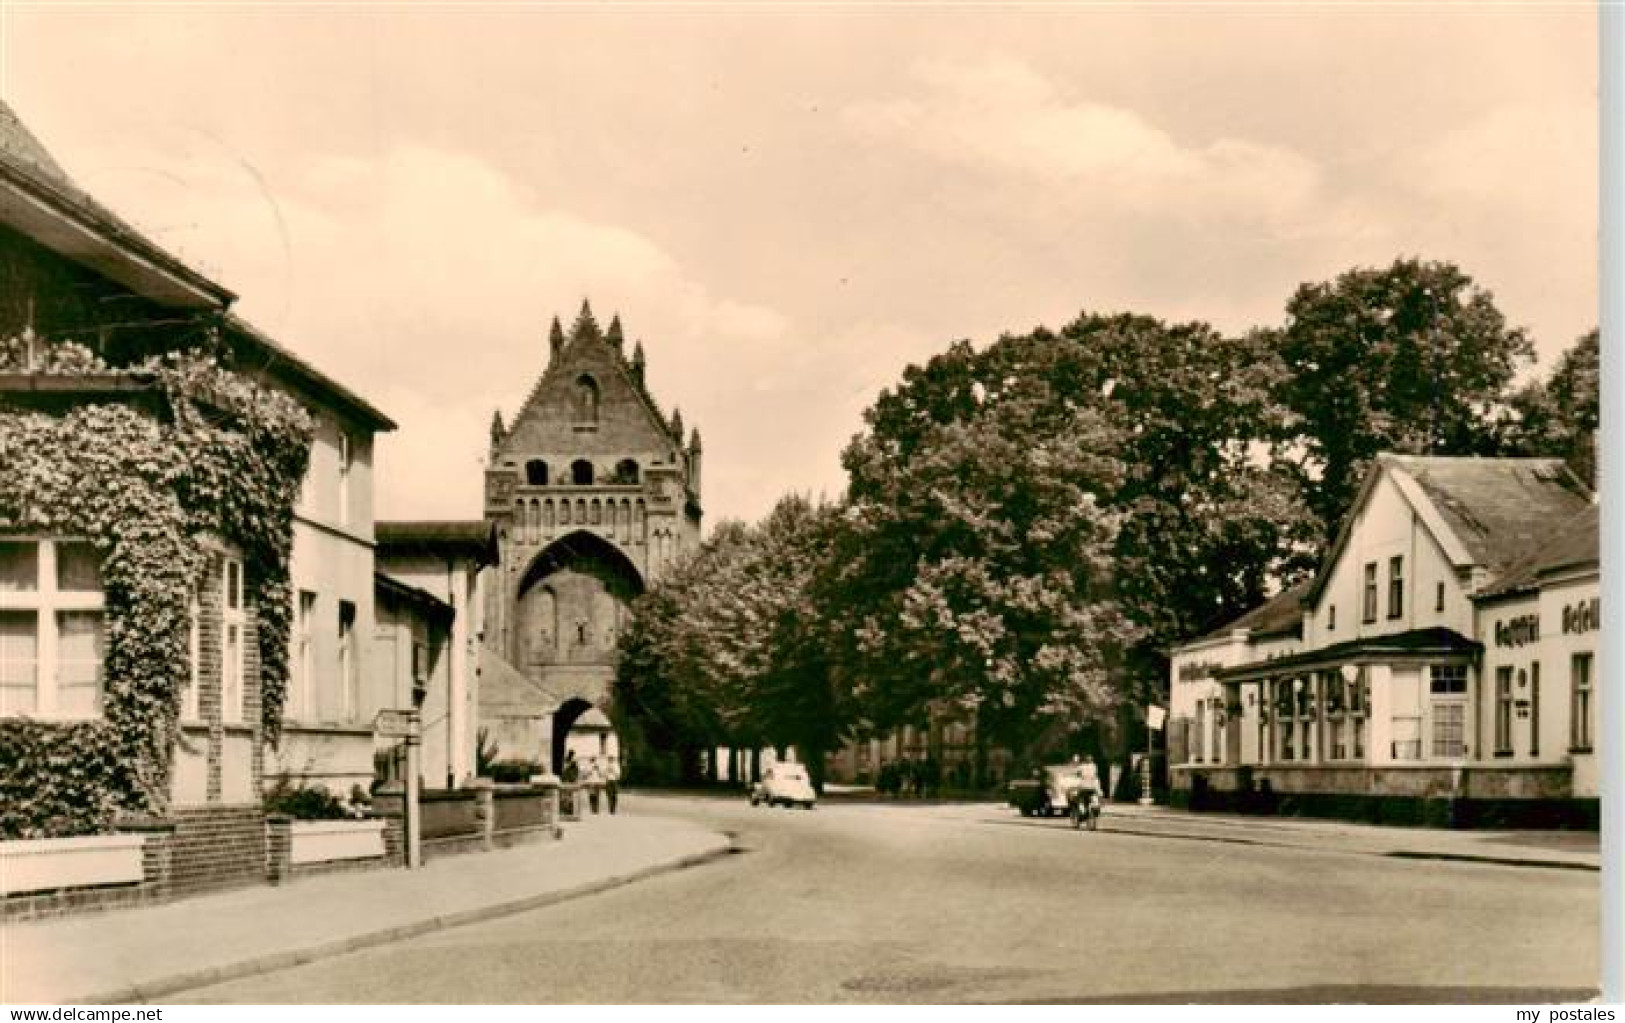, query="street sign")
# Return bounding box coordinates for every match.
[374,708,420,739]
